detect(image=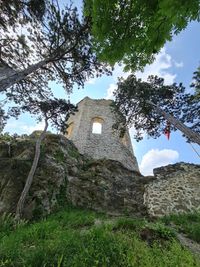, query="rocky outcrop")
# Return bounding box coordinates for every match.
[144,163,200,217]
[67,159,149,216]
[0,133,145,219]
[0,133,199,219]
